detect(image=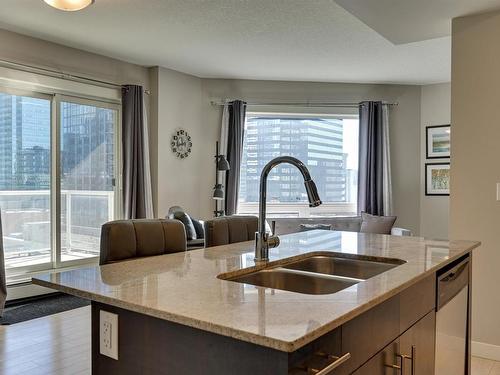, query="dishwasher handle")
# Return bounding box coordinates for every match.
[440,262,468,283]
[437,256,469,310]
